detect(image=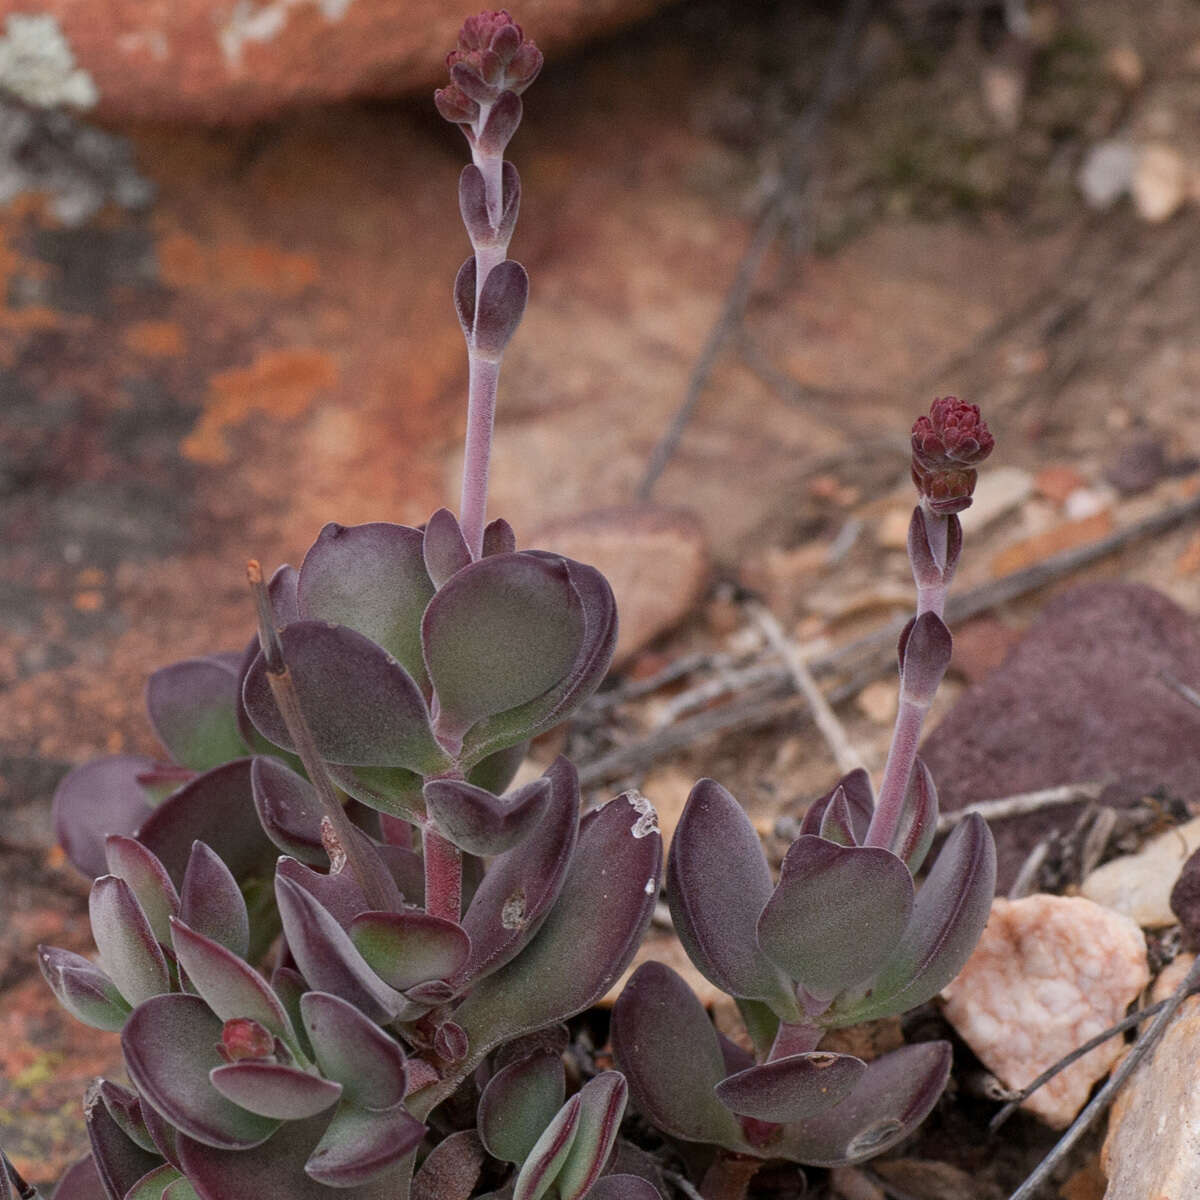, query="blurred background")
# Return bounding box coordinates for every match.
[3,0,1200,1184]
